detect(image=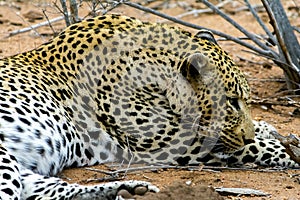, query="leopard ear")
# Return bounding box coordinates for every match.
[180,53,216,84]
[194,30,218,45]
